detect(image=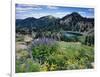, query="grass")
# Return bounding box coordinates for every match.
[57,41,94,69]
[58,41,81,51]
[16,40,94,72]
